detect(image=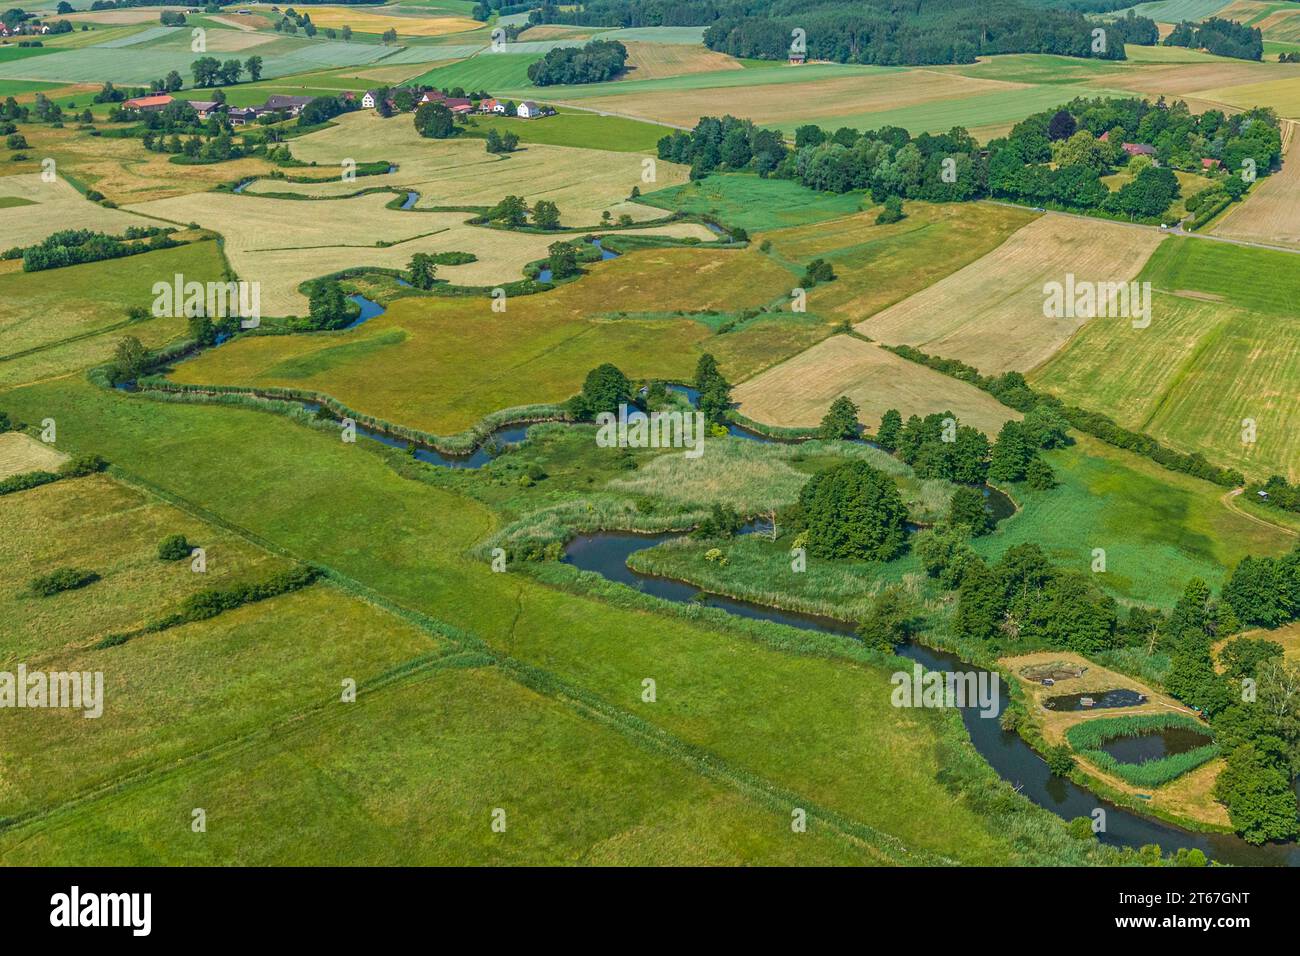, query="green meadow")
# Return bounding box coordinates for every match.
[641,173,868,232]
[0,377,1045,864]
